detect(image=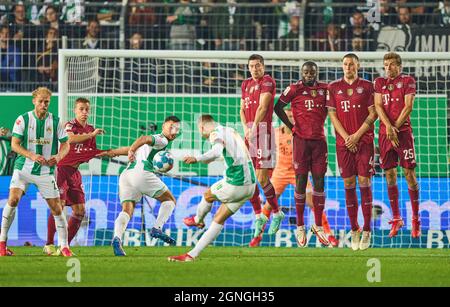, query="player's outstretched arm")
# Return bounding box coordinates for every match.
[184,142,224,165]
[97,146,130,158]
[11,136,47,165]
[47,141,70,166]
[68,128,105,144]
[274,100,294,131]
[394,94,414,129]
[374,93,399,147]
